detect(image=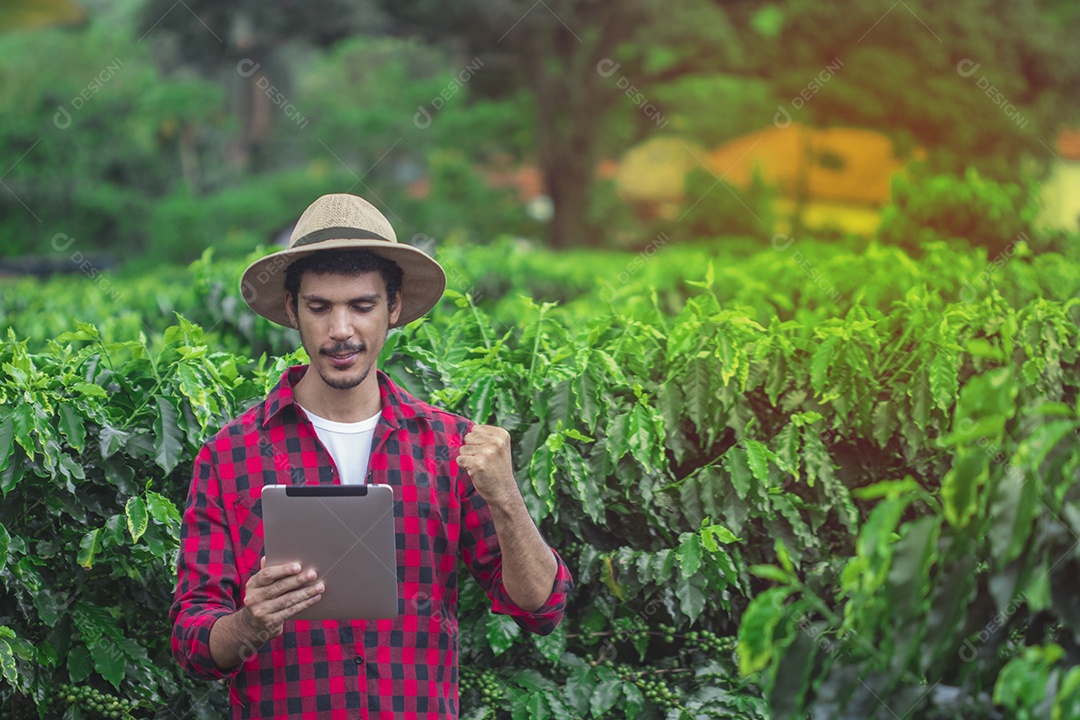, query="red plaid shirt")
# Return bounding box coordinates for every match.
[170,366,572,719]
